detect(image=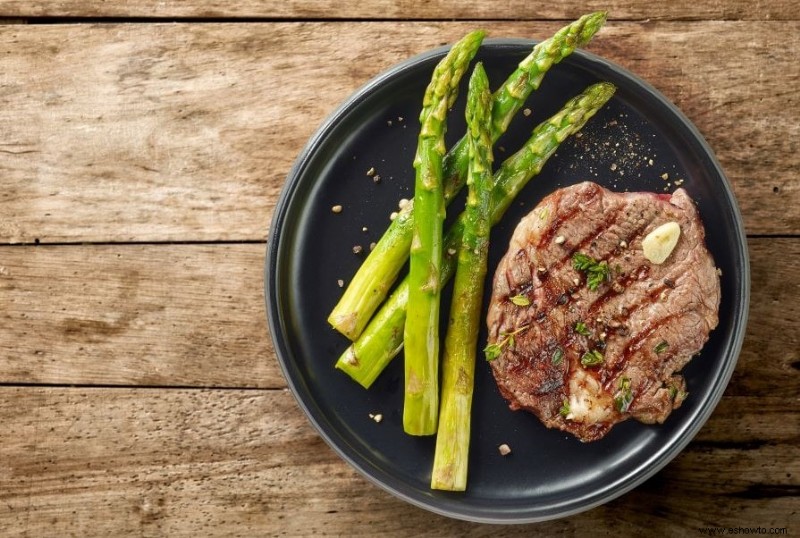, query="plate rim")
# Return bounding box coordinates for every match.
[264,39,750,524]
